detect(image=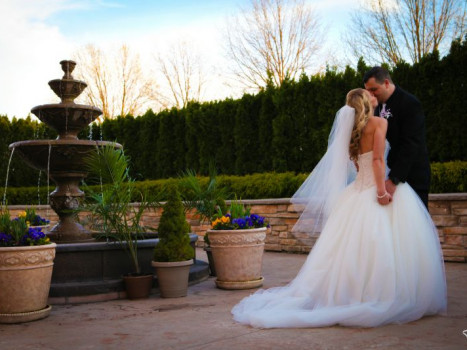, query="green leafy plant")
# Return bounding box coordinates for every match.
[82,144,159,275]
[179,165,228,223]
[153,185,194,262]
